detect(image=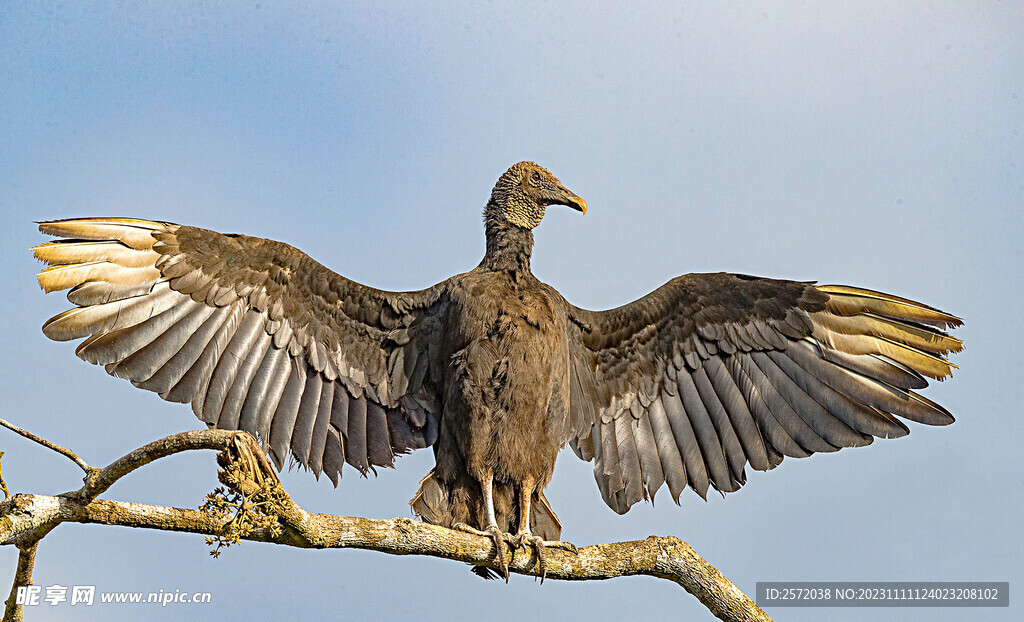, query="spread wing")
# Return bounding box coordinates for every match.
[34,217,450,484]
[565,272,963,514]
